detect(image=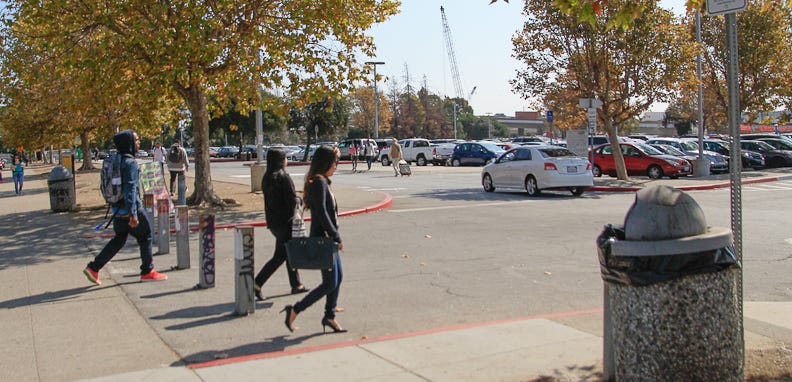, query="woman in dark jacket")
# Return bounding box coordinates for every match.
[283,145,346,334]
[255,148,307,300]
